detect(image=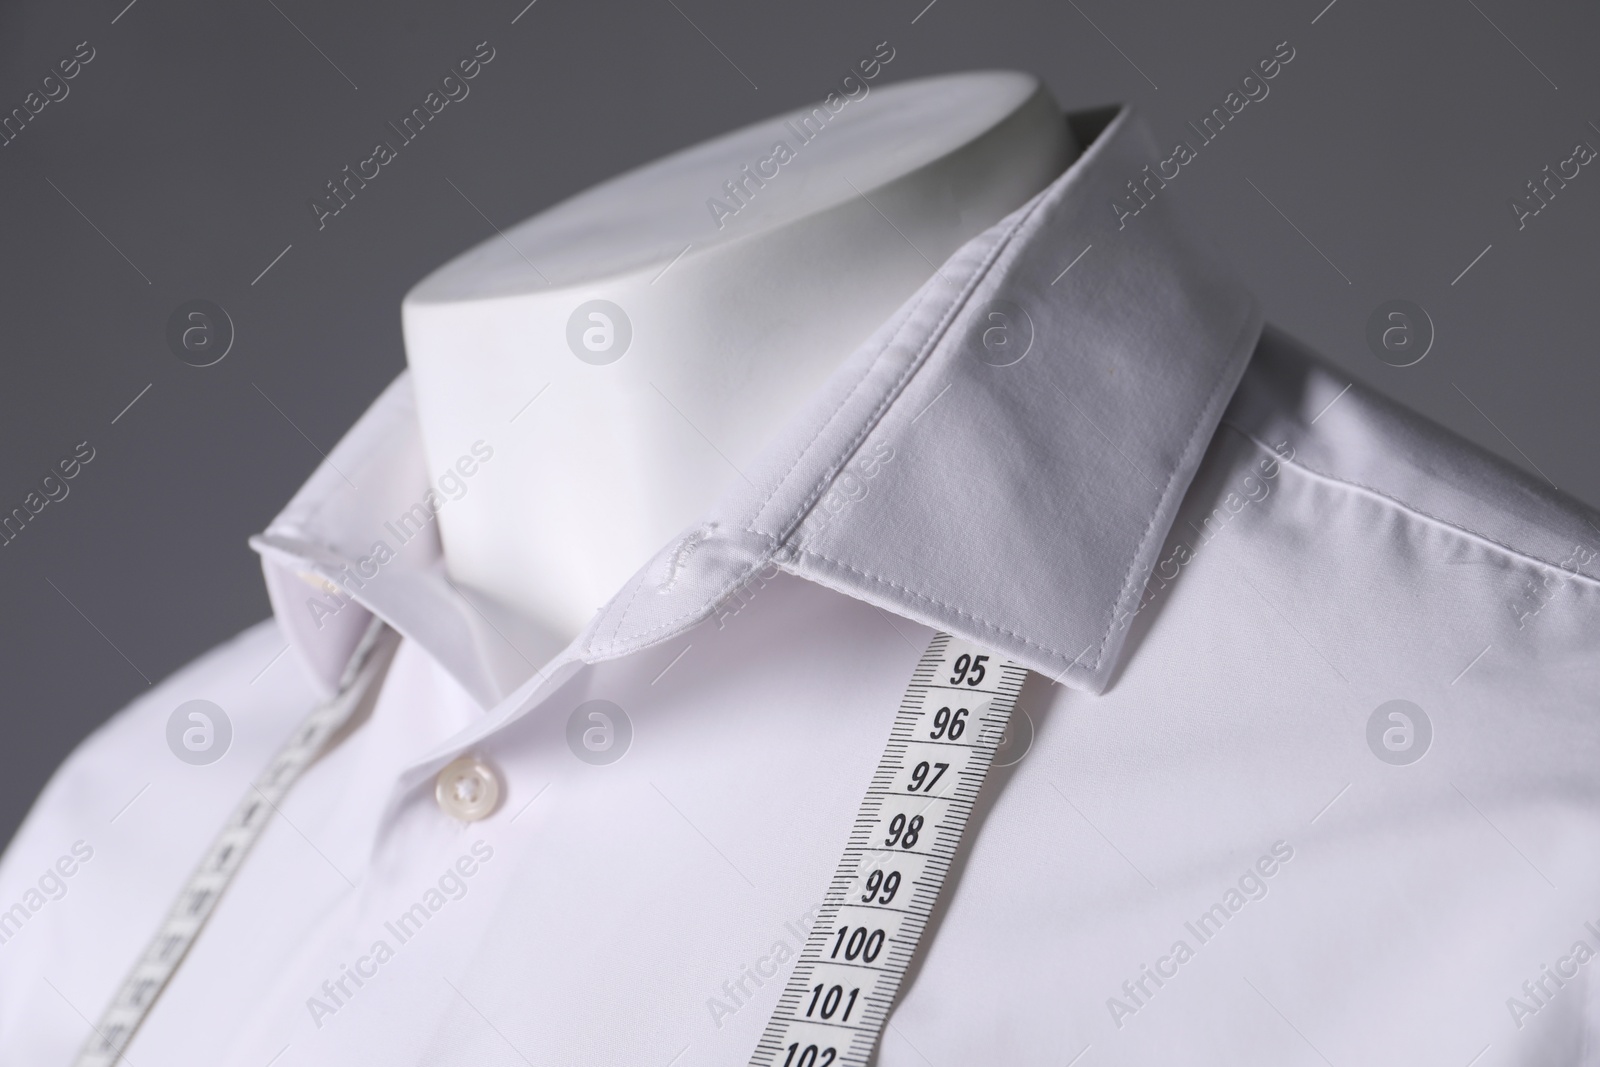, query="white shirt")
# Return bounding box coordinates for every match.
[4,105,1599,1067]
